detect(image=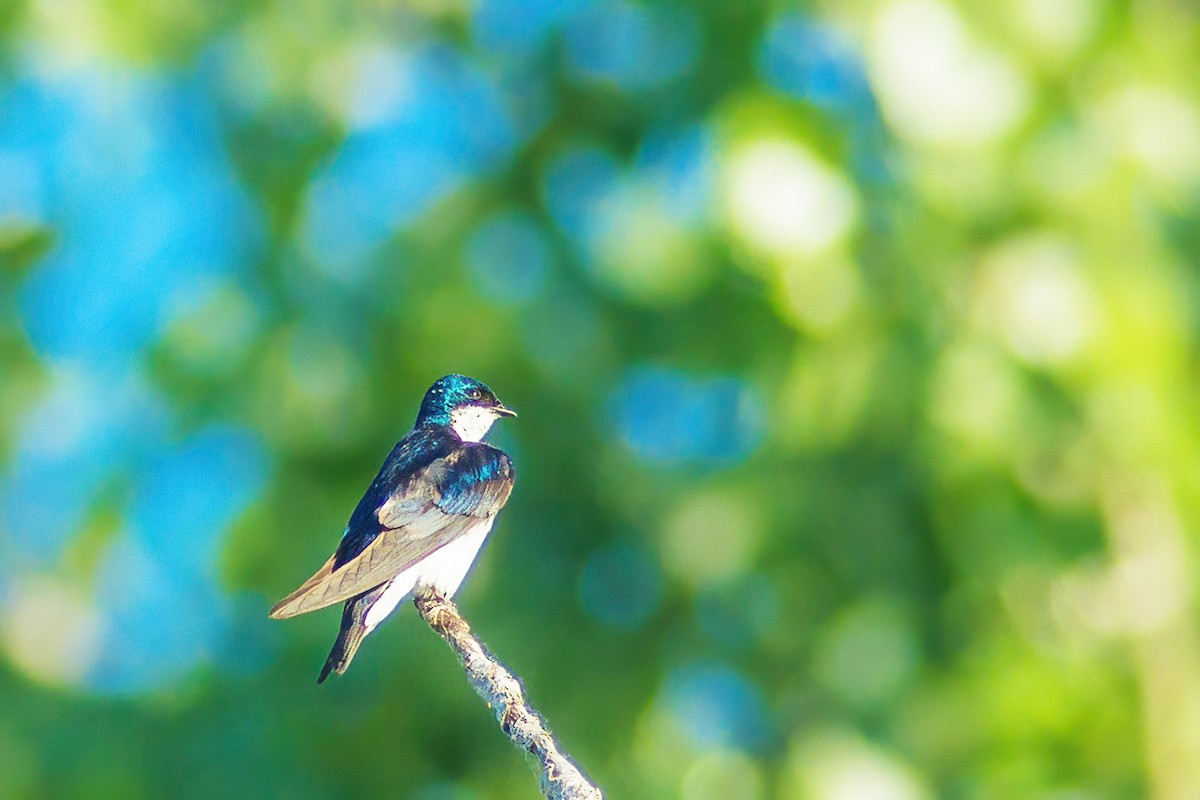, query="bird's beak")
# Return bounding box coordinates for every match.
[495,403,518,418]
